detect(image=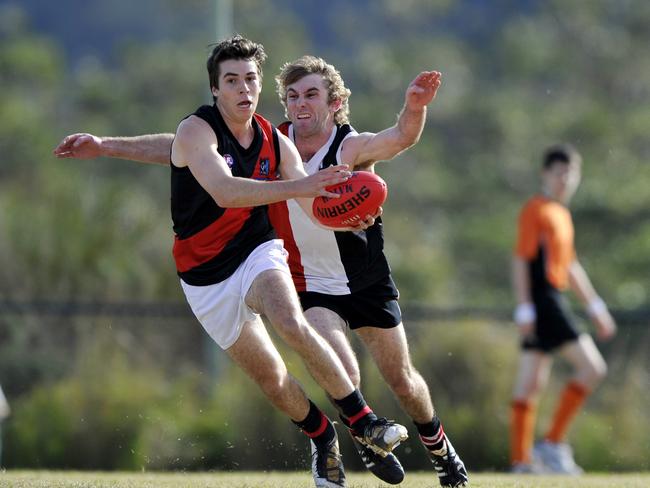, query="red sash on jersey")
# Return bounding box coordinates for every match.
[267,122,307,291]
[173,114,278,274]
